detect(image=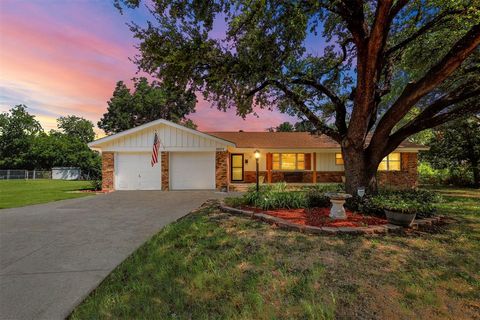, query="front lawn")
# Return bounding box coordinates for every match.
[0,179,93,209]
[70,188,480,319]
